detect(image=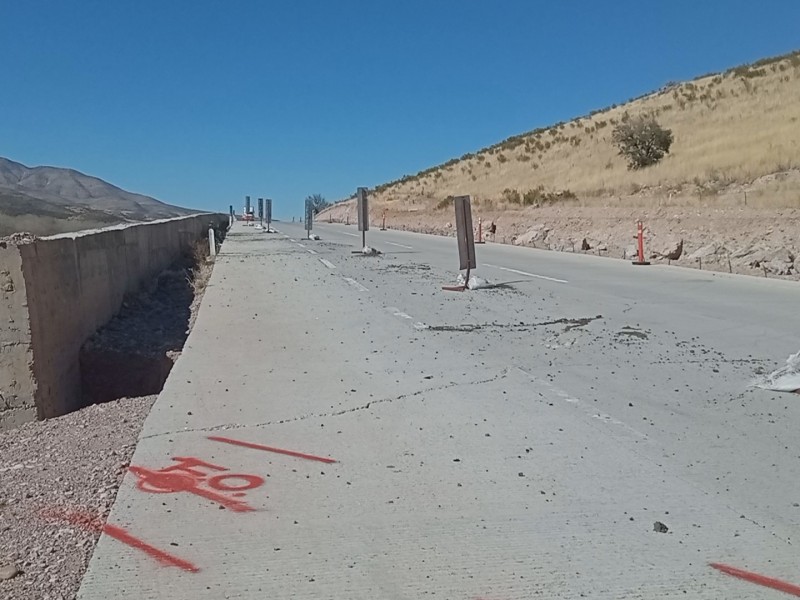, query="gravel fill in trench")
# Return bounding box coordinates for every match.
[0,395,156,600]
